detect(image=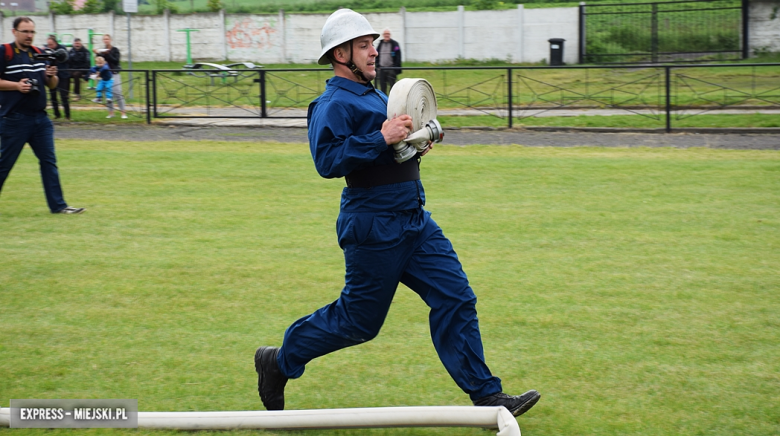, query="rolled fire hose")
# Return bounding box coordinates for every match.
[386,78,444,163]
